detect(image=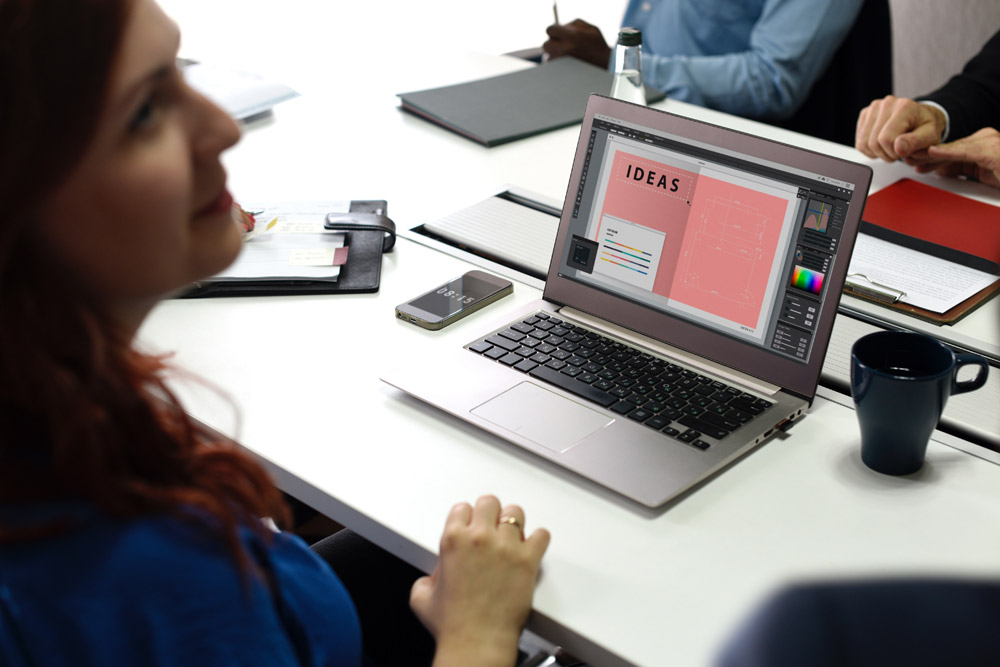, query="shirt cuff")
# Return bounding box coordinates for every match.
[918,100,951,142]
